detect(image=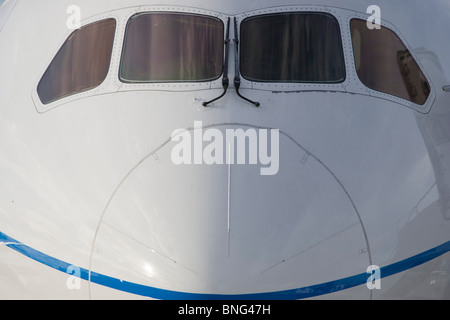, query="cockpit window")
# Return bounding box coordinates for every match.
[120,13,224,83]
[240,13,345,83]
[37,19,116,105]
[350,19,430,105]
